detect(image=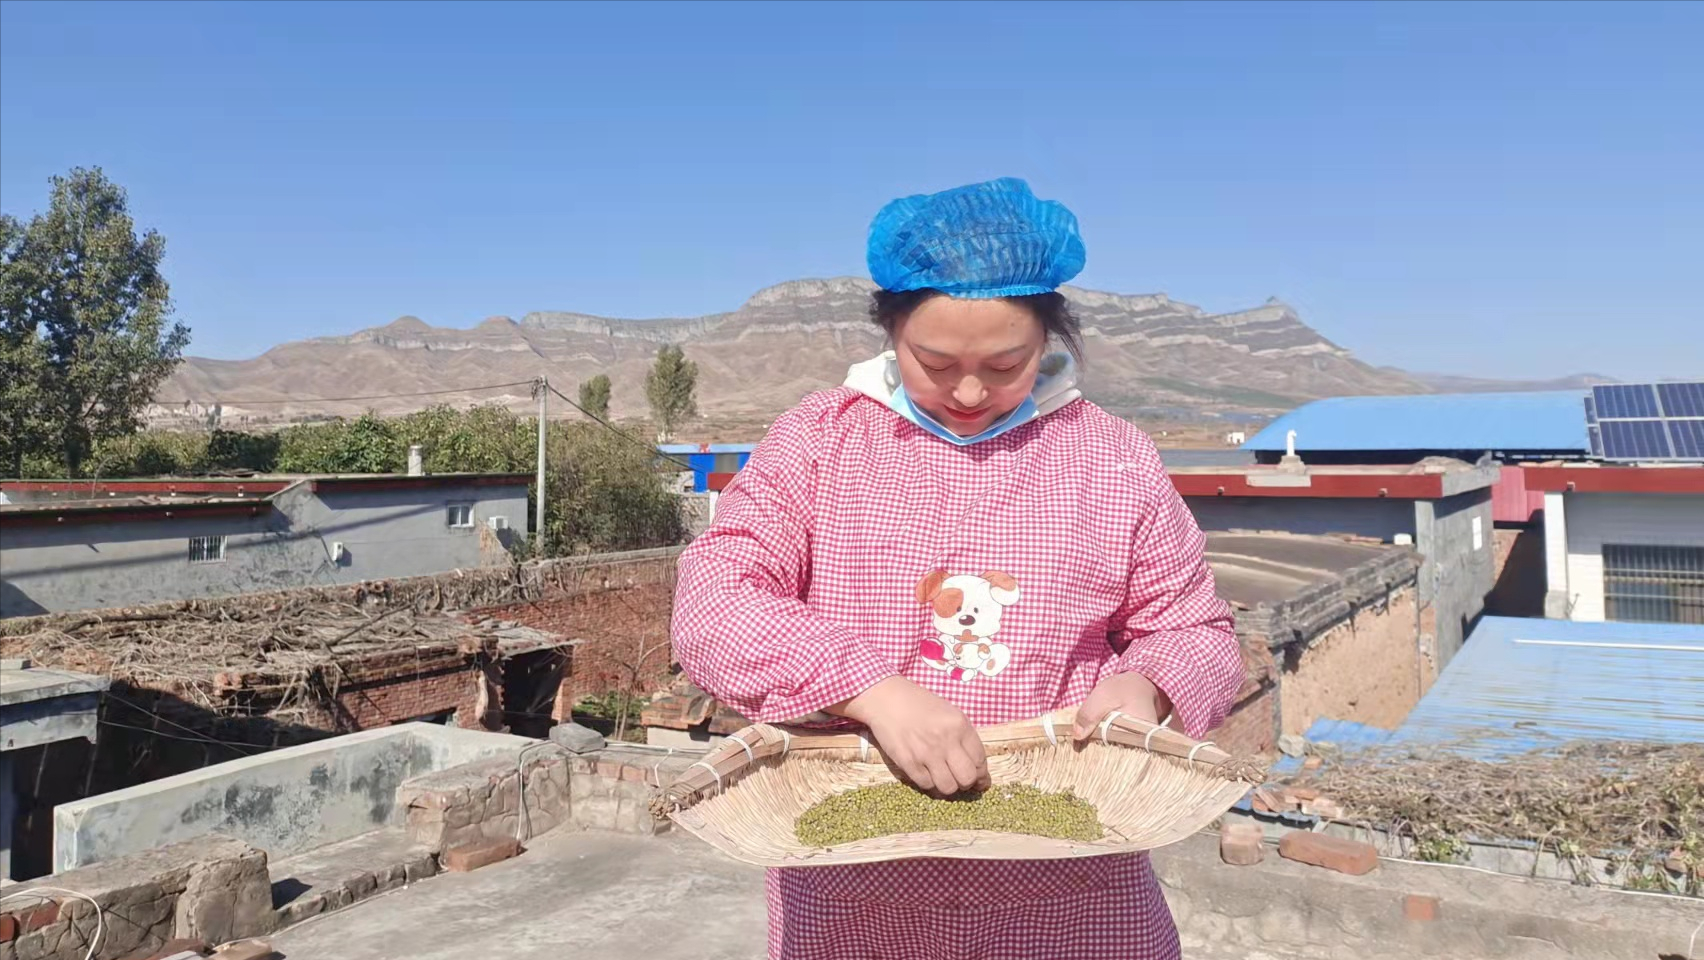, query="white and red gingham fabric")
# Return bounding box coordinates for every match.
[673,388,1243,960]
